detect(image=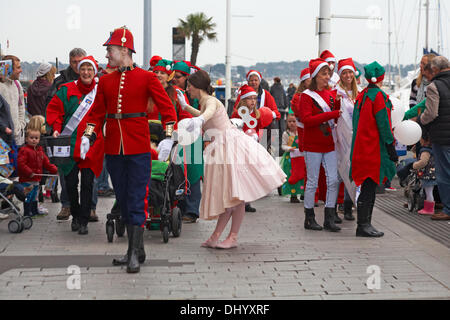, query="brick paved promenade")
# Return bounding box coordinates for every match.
[1,189,449,300]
